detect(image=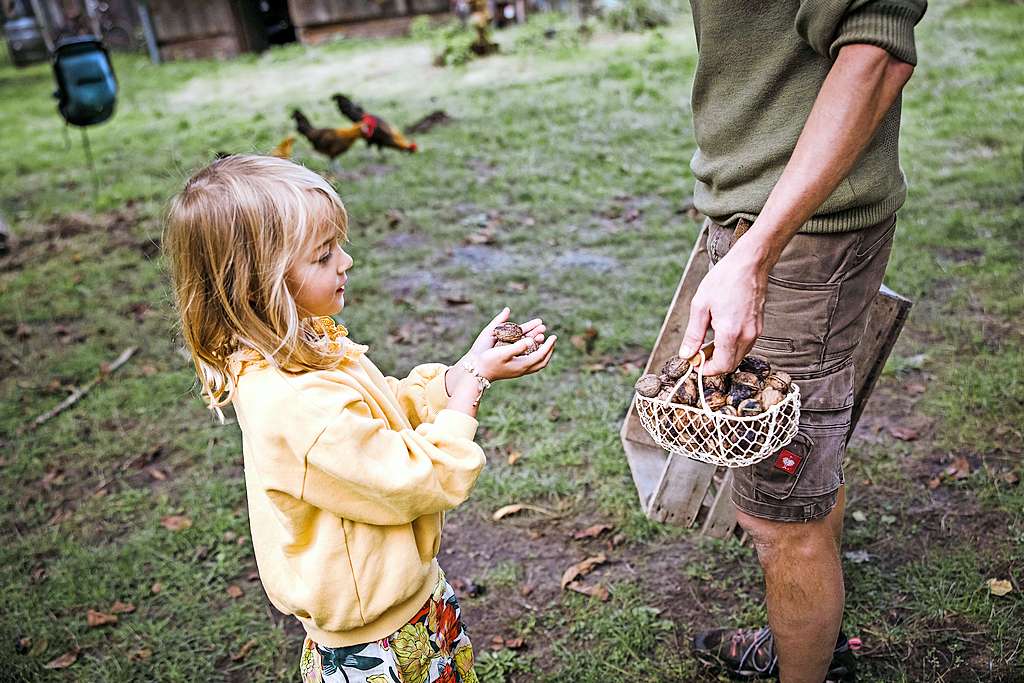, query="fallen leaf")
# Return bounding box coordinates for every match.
[491,503,554,521]
[624,207,641,223]
[15,636,31,655]
[506,451,522,466]
[29,637,48,657]
[904,381,927,396]
[464,227,497,245]
[519,584,534,597]
[560,554,607,589]
[566,581,610,601]
[86,610,118,627]
[141,364,158,377]
[443,294,472,306]
[888,425,920,441]
[231,639,258,661]
[147,466,167,481]
[30,566,47,583]
[946,456,971,480]
[110,601,135,614]
[851,511,867,523]
[1001,471,1020,486]
[14,323,31,340]
[573,524,613,540]
[150,582,163,594]
[223,531,239,542]
[226,585,244,599]
[129,648,152,661]
[547,406,562,421]
[507,281,528,293]
[44,648,79,669]
[160,515,192,532]
[927,477,941,490]
[385,209,404,228]
[569,326,599,354]
[246,571,261,582]
[987,579,1013,597]
[504,637,525,650]
[880,514,896,525]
